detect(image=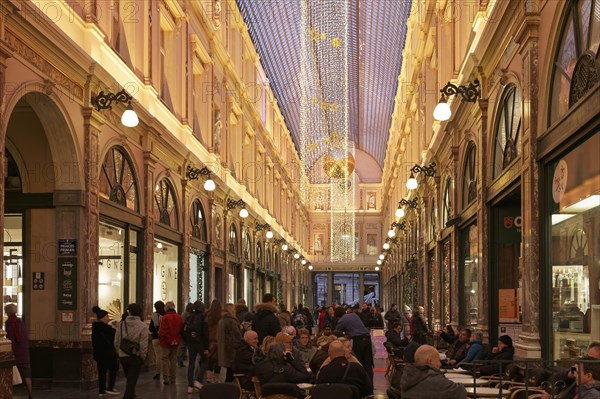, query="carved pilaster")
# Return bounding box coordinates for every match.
[143,150,157,310]
[515,9,542,359]
[477,96,489,341]
[181,178,190,306]
[81,107,103,326]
